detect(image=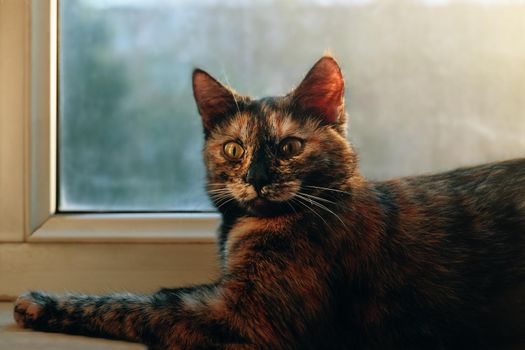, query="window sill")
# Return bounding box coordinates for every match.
[28,213,220,243]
